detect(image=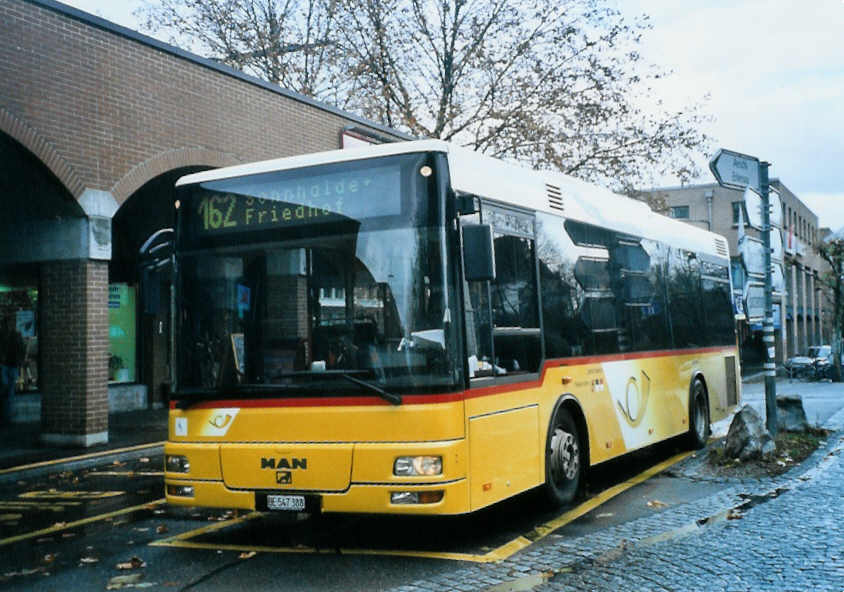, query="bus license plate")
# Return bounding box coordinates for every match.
[266,494,306,512]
